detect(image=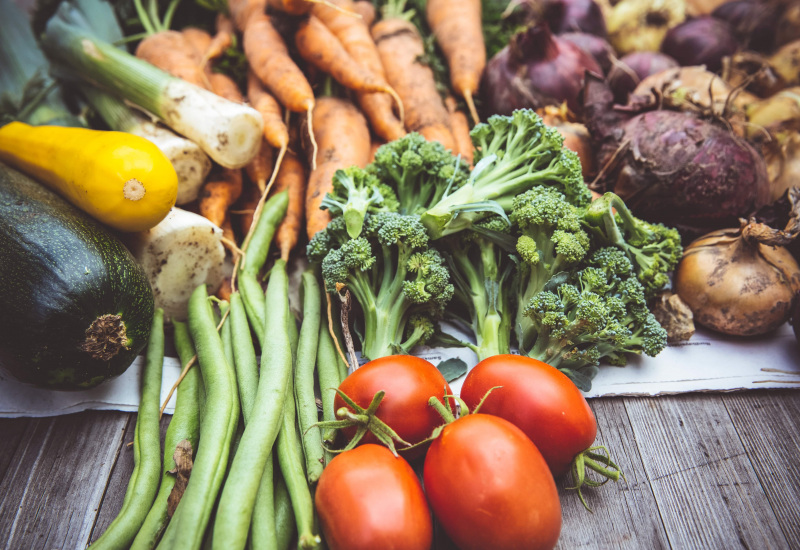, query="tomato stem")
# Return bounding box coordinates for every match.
[568,445,624,512]
[427,396,456,423]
